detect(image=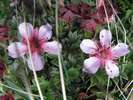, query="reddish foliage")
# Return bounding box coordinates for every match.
[78,92,89,100]
[0,60,6,78]
[59,1,115,31]
[96,0,105,8]
[93,0,114,24]
[59,2,92,23]
[0,91,14,100]
[80,19,97,31]
[0,25,9,33]
[0,25,10,41]
[60,7,77,23]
